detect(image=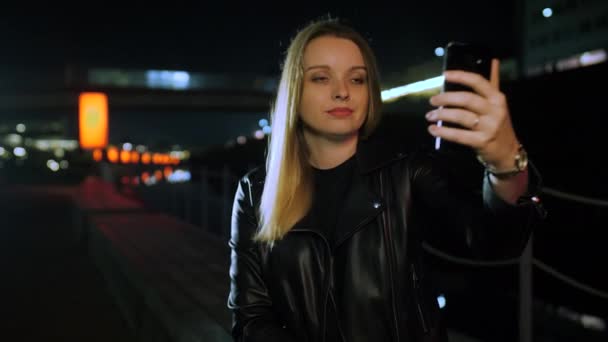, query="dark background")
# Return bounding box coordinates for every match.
[0,1,606,341]
[0,2,517,72]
